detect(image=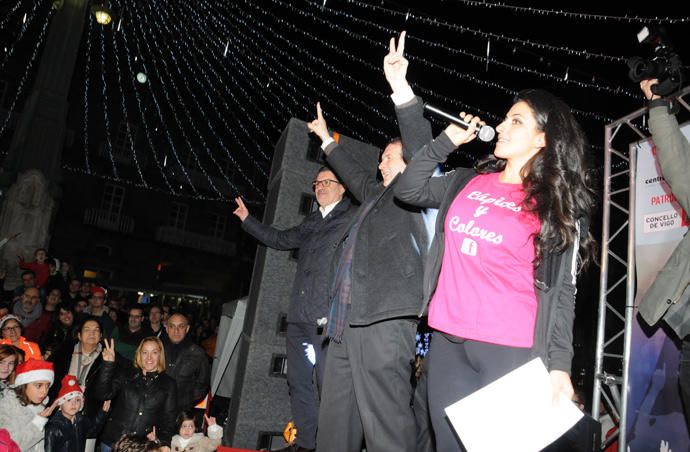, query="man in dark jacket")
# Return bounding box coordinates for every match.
[162,313,210,411]
[233,167,356,452]
[307,97,430,451]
